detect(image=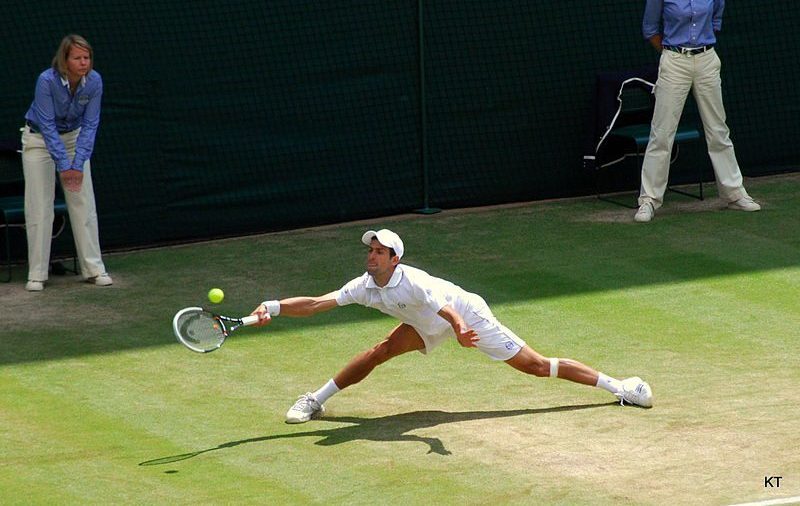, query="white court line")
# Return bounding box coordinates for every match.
[728,496,800,506]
